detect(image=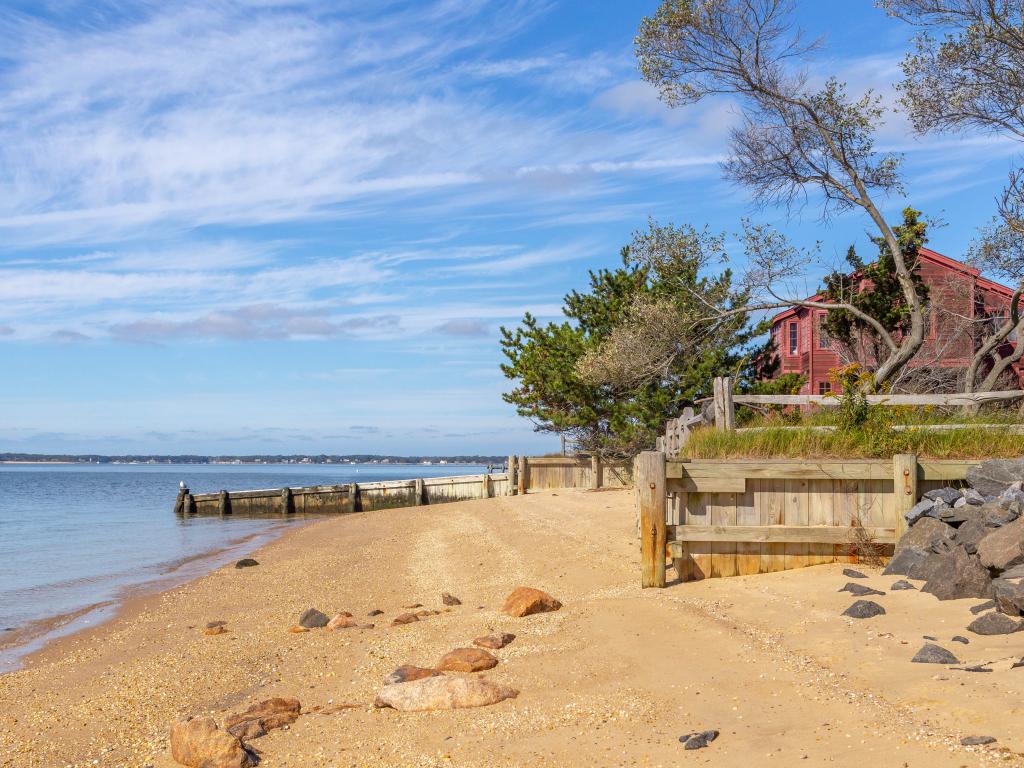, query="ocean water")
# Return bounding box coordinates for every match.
[0,462,489,669]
